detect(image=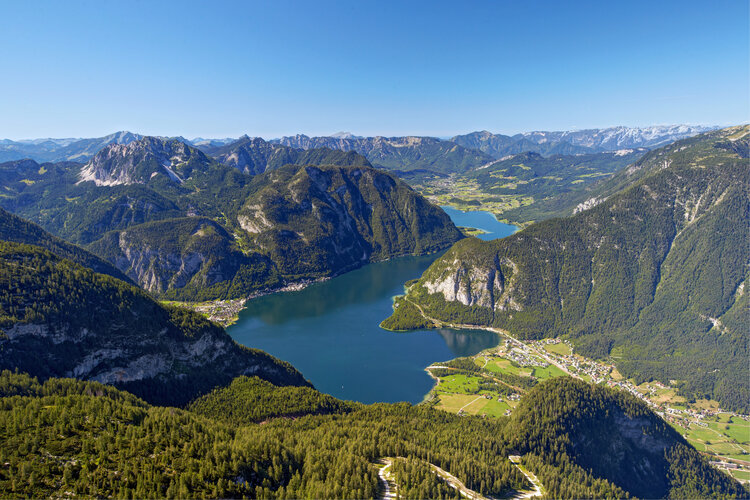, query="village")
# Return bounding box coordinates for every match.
[428,334,750,484]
